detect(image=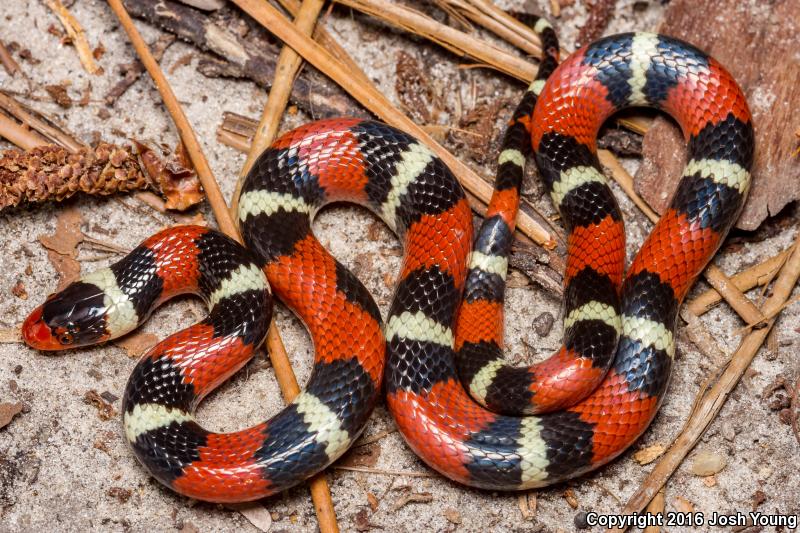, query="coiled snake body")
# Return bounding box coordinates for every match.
[23,27,753,501]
